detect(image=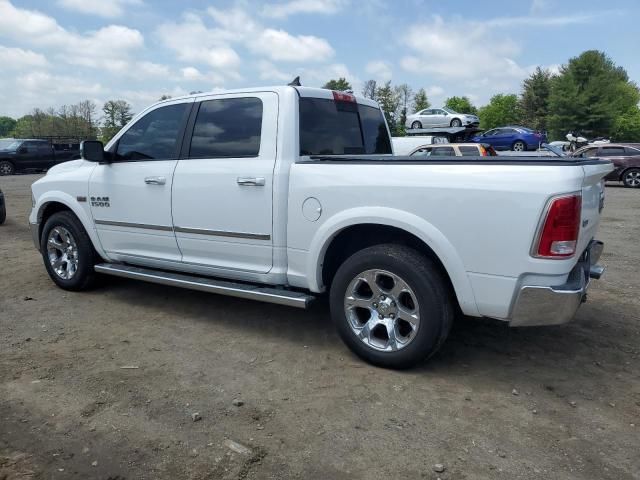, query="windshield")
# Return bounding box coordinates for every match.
[0,139,21,150]
[442,107,458,114]
[541,143,566,157]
